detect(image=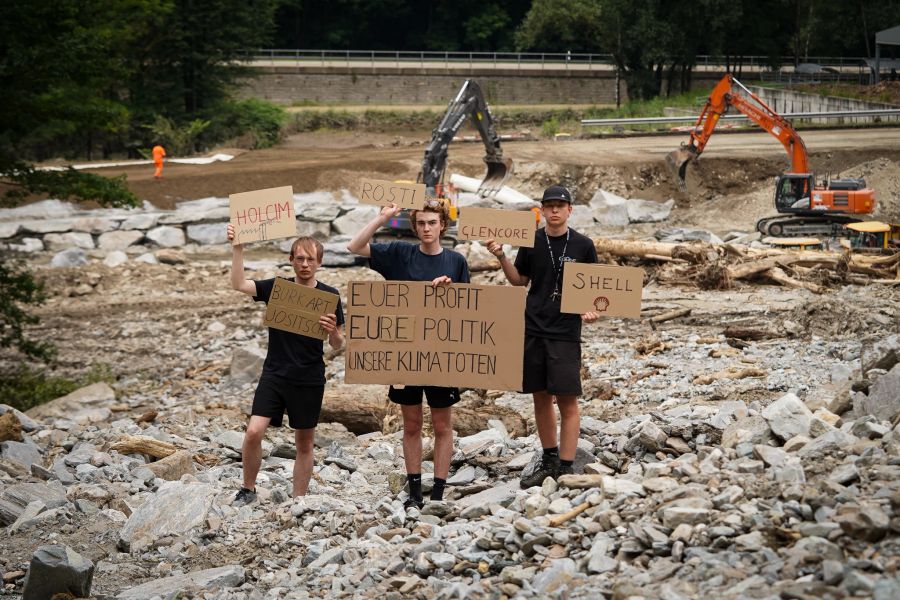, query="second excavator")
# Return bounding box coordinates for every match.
[668,75,876,237]
[385,79,513,234]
